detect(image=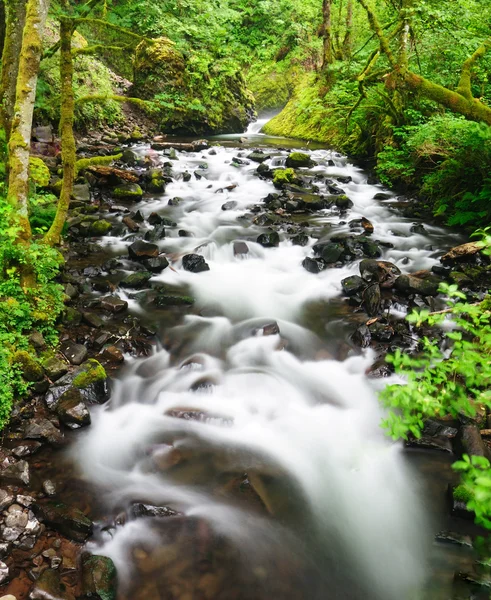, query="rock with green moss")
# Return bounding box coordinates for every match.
[29,157,51,187]
[112,184,143,200]
[62,307,82,326]
[42,357,69,382]
[273,168,297,189]
[90,220,112,236]
[13,351,44,382]
[73,359,110,404]
[285,152,313,168]
[82,555,117,600]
